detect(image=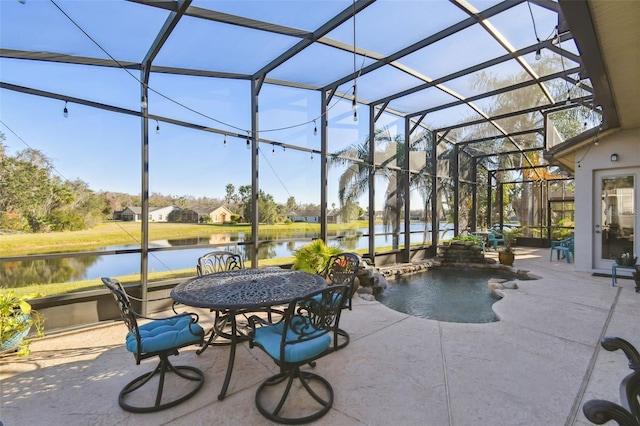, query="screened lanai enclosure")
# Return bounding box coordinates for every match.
[1,0,601,319]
